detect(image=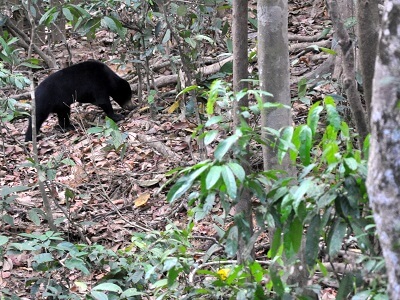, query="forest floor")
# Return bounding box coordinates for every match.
[1,1,339,298]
